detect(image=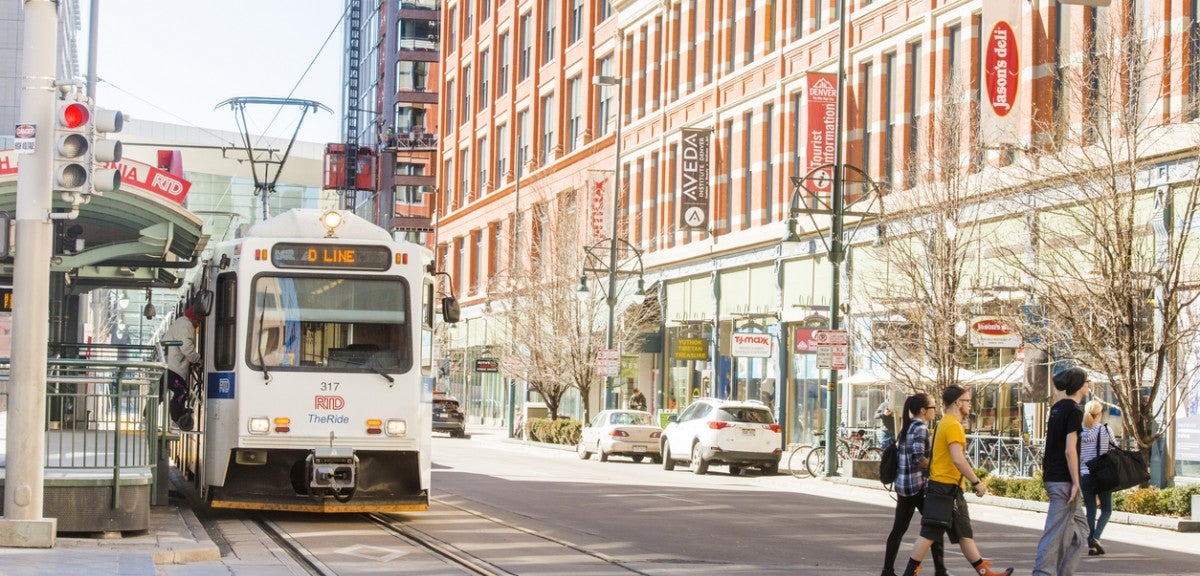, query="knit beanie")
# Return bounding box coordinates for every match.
[1053,367,1087,396]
